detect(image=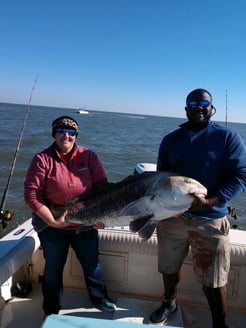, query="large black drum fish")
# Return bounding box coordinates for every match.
[50,172,207,240]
